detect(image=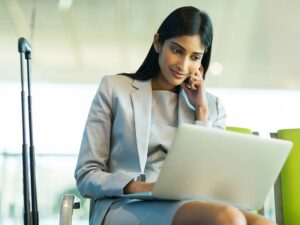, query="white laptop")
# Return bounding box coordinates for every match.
[122,124,292,210]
